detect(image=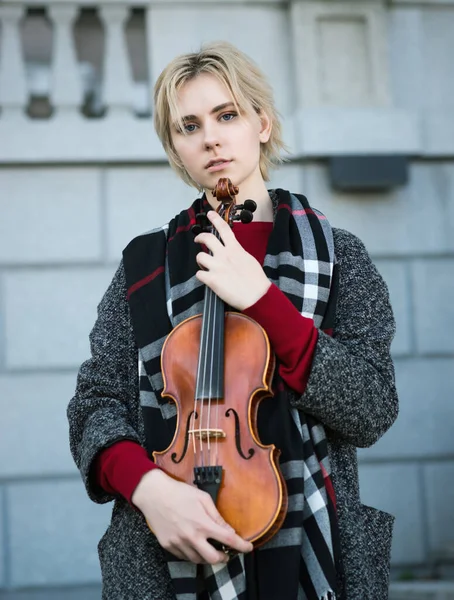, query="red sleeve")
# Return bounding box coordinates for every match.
[243,283,318,395]
[94,440,159,504]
